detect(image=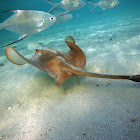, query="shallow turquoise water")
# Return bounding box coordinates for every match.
[0,0,140,140]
